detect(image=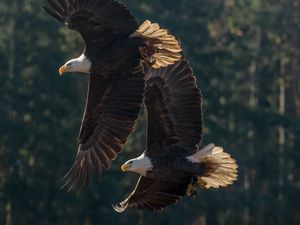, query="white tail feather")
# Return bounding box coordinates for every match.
[187,144,238,189]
